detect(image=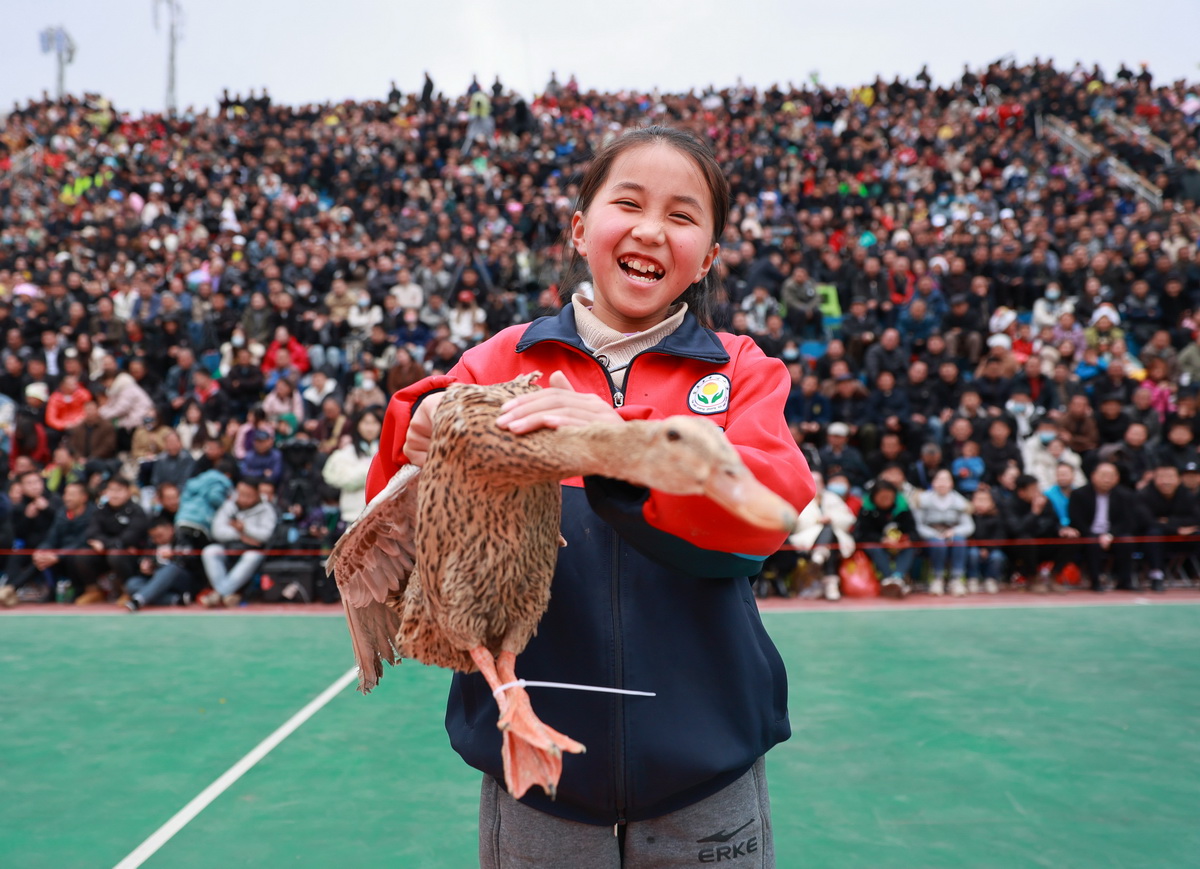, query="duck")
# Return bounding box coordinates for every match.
[326,372,798,800]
